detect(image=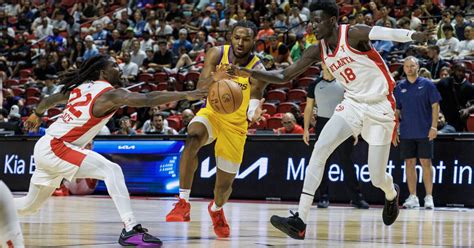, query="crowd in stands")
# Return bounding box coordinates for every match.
[0,0,473,136]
